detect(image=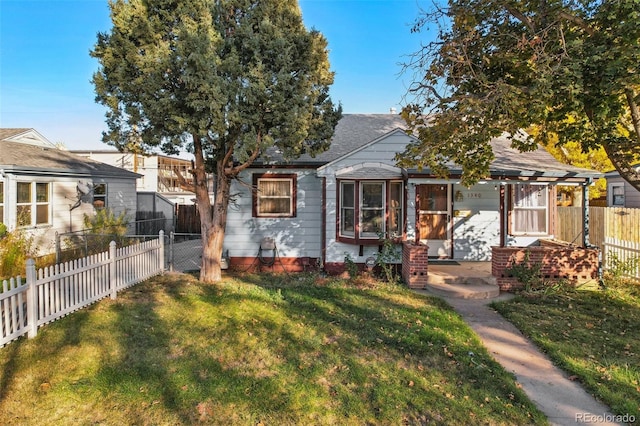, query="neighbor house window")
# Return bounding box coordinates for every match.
[17,182,50,227]
[252,174,297,218]
[511,184,548,235]
[93,183,107,209]
[338,180,404,242]
[610,184,625,206]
